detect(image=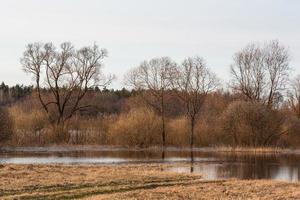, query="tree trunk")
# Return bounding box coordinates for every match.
[54,121,67,143]
[190,116,195,163]
[162,114,165,145]
[161,93,166,160]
